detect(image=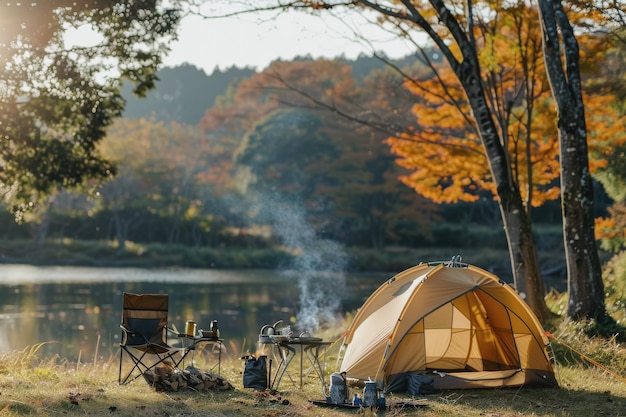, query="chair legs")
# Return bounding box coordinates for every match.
[118,346,189,385]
